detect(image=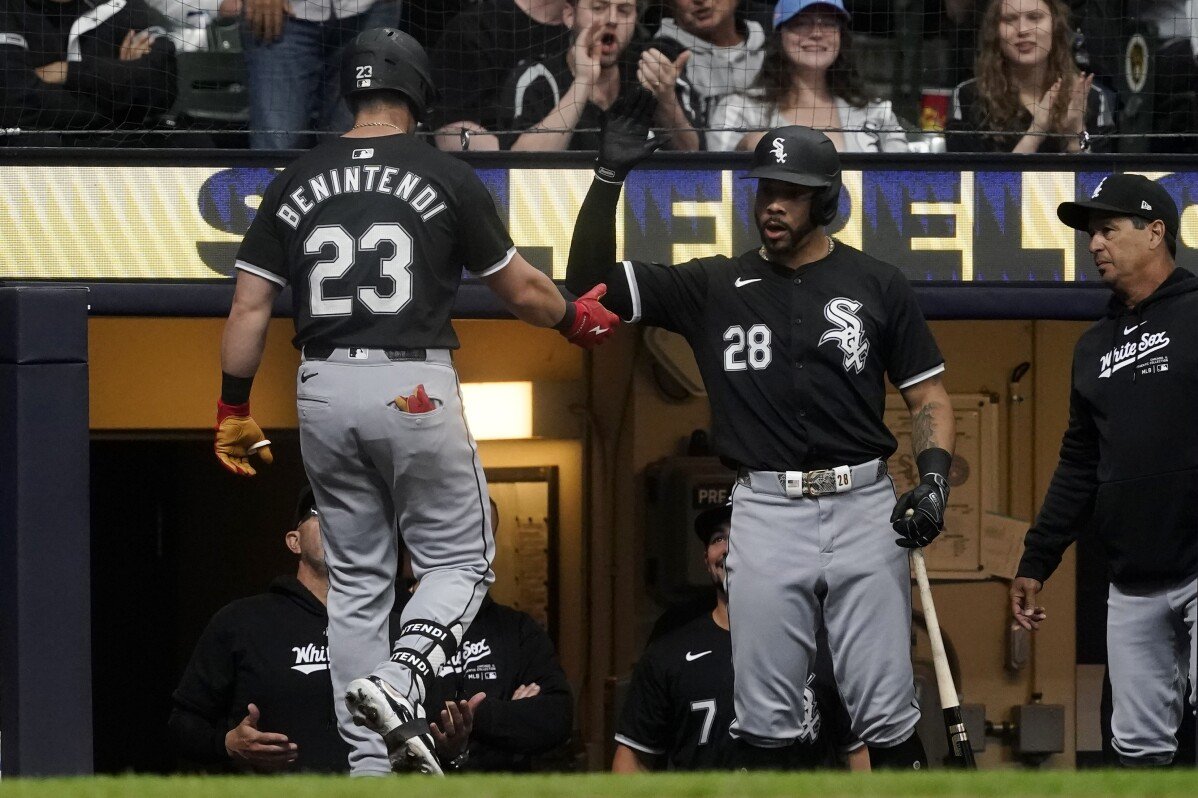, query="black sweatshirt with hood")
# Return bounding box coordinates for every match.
[424,596,573,772]
[170,576,356,773]
[1017,267,1198,586]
